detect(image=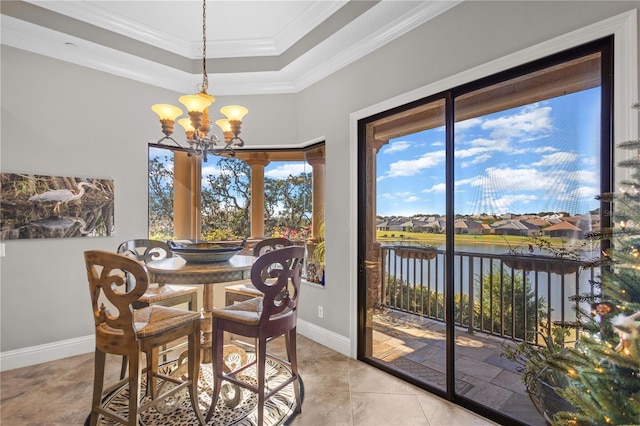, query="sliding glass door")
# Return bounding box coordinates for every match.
[358,37,611,425]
